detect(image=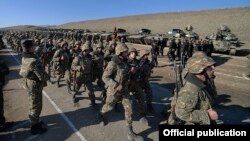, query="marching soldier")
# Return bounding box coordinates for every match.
[52,41,70,88]
[19,39,49,134]
[98,43,143,141]
[92,42,106,101]
[71,44,96,106]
